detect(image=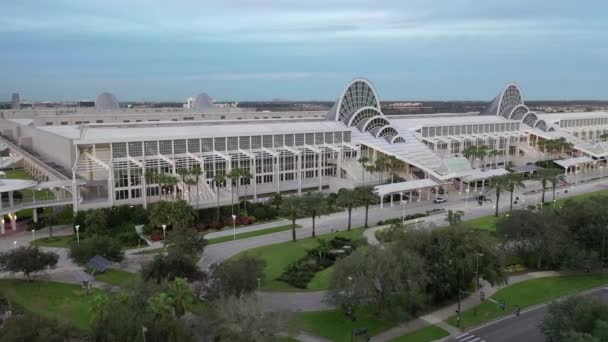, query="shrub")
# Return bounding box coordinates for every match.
[209,255,266,297]
[142,252,203,283]
[150,232,164,241]
[0,247,59,280]
[69,235,124,265]
[0,314,72,342]
[116,229,141,247]
[207,221,224,230]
